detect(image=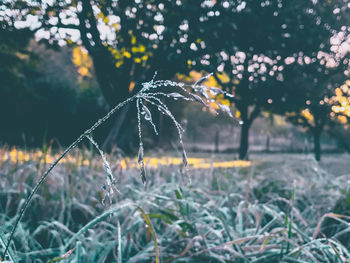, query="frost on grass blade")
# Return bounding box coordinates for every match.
[193,72,213,87]
[86,135,119,204]
[219,104,233,118]
[141,103,158,135]
[195,86,210,99]
[0,229,17,263]
[140,163,147,186]
[168,92,185,99]
[138,145,144,165]
[209,86,224,96]
[132,72,237,185]
[192,94,206,105]
[137,145,147,185]
[167,92,191,101]
[182,148,188,167]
